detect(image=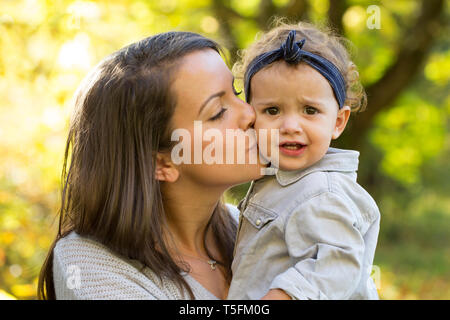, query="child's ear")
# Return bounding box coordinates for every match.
[332,106,351,140]
[155,152,179,183]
